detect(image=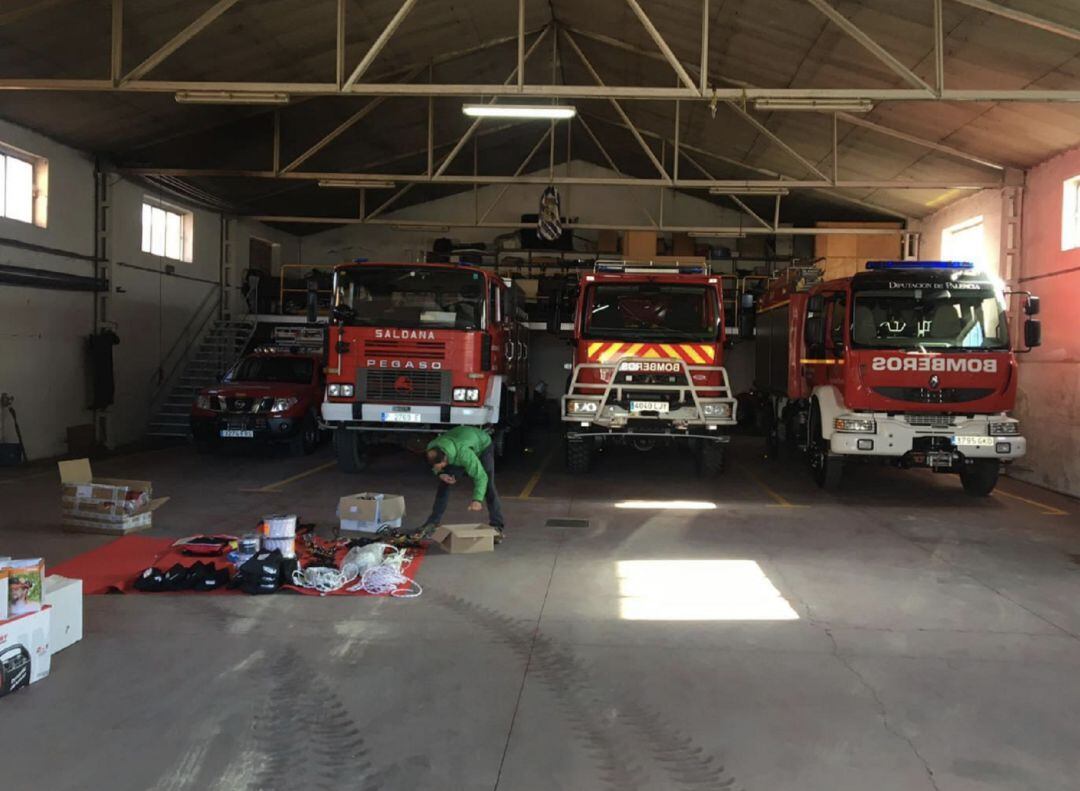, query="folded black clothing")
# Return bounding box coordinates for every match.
[133,566,166,592]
